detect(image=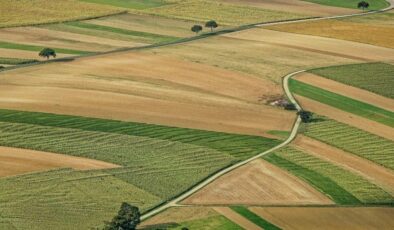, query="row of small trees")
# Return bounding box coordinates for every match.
[191,20,218,35]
